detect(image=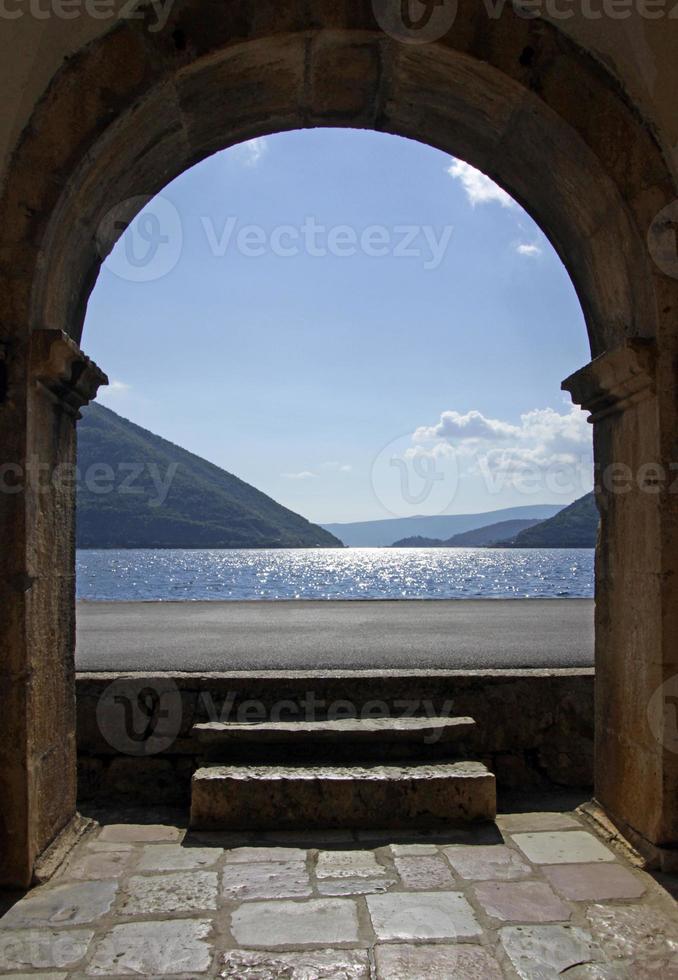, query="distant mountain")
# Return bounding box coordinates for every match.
[76,403,343,549]
[392,519,540,548]
[322,505,563,547]
[497,493,598,548]
[392,536,445,548]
